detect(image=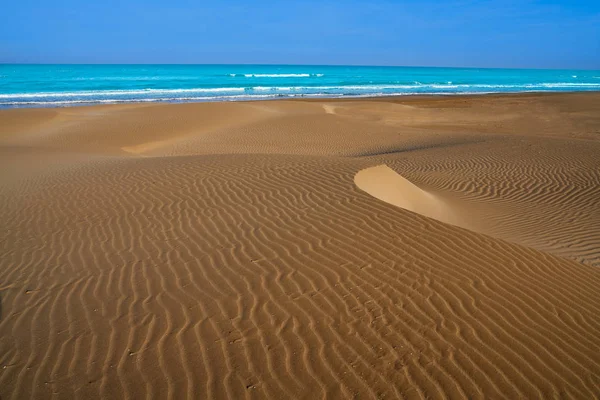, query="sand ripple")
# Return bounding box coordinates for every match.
[1,93,600,399]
